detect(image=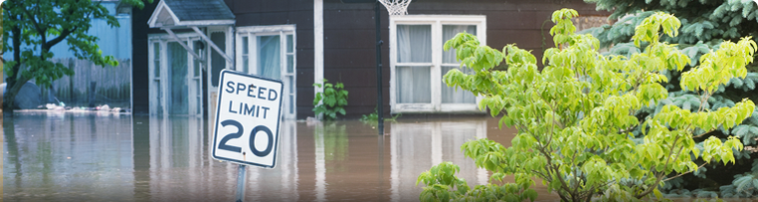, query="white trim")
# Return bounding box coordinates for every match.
[236,25,296,33]
[164,28,204,61]
[389,15,487,114]
[148,33,206,116]
[148,0,234,28]
[314,0,324,119]
[235,25,298,120]
[147,0,179,28]
[177,20,235,27]
[160,40,168,116]
[147,0,167,27]
[206,26,234,80]
[228,26,235,72]
[192,26,233,63]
